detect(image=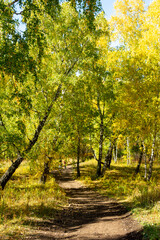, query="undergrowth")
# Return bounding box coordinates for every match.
[0,160,68,239]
